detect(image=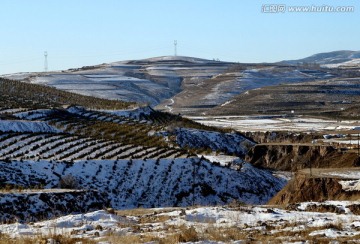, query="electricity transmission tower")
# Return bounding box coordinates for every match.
[174,40,177,56]
[44,51,48,72]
